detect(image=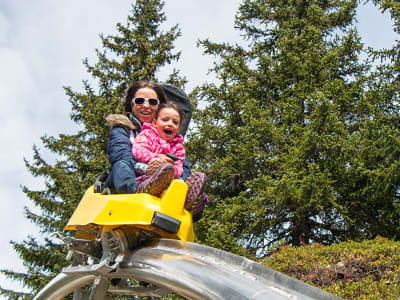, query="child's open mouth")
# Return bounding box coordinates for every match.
[164,129,173,135]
